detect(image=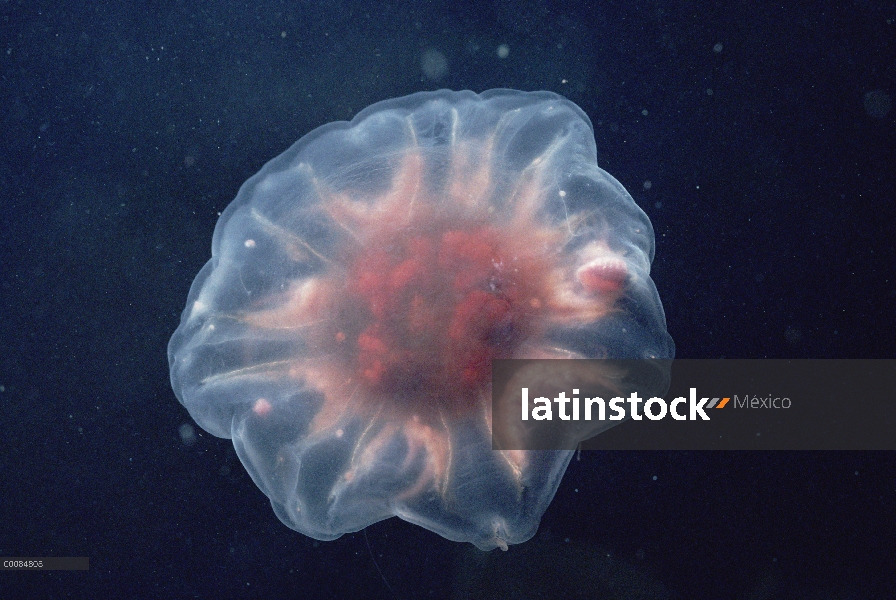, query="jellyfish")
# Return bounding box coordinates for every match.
[168,89,673,550]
